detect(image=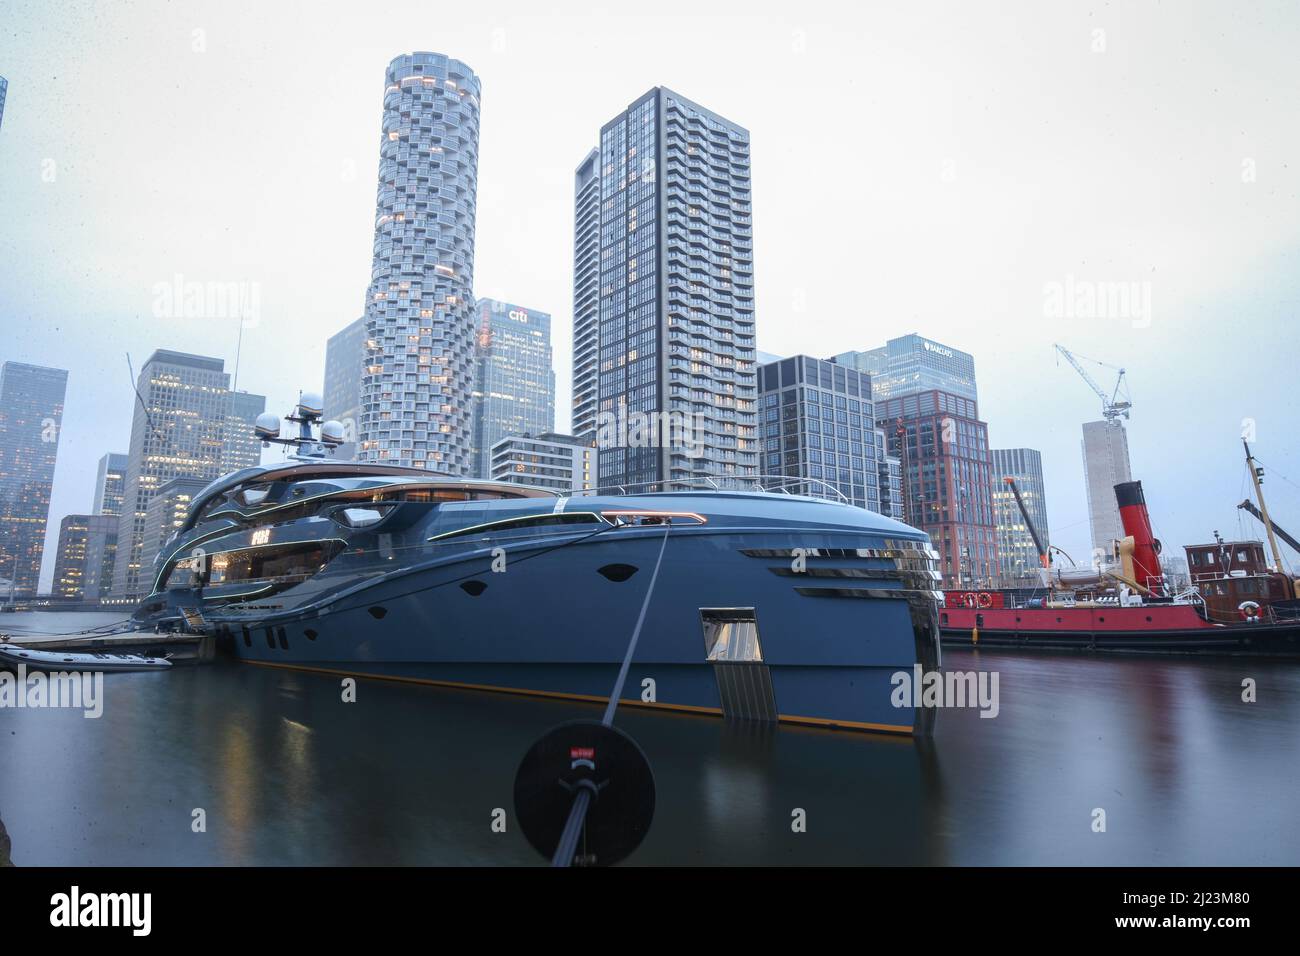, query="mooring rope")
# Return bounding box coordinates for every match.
[551,520,672,868]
